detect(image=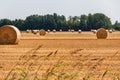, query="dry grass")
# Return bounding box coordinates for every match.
[0,31,120,79]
